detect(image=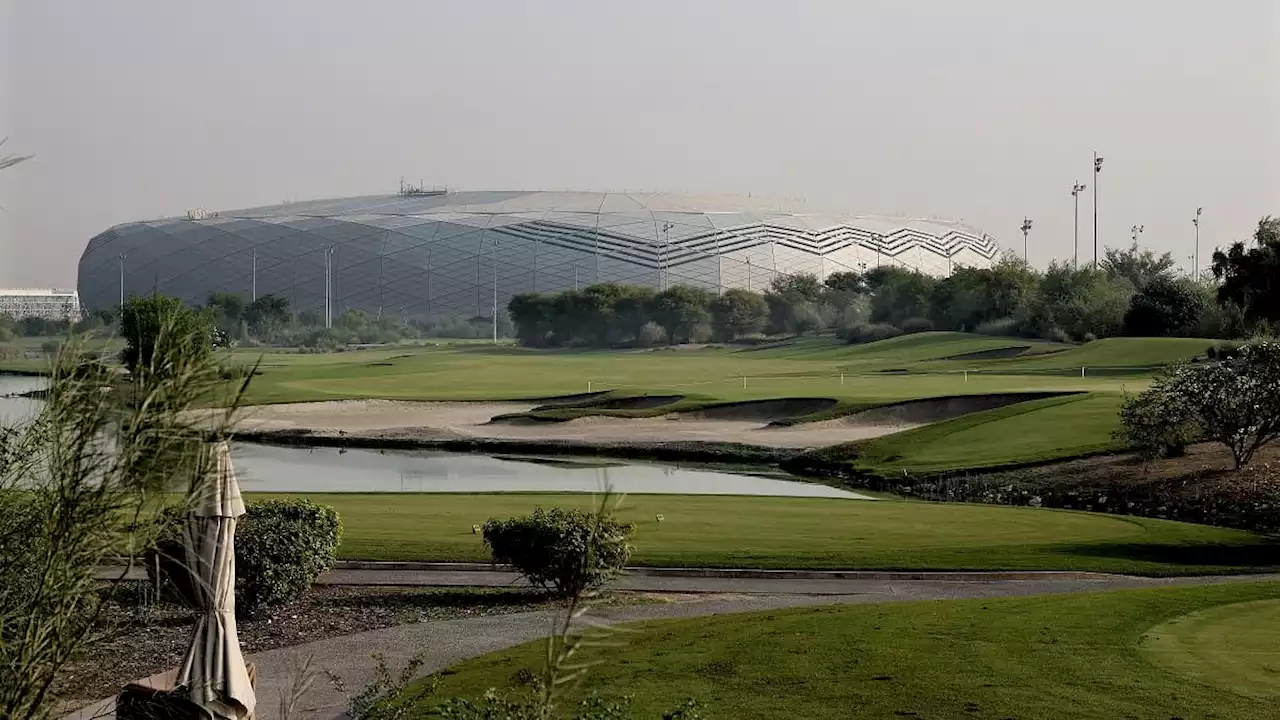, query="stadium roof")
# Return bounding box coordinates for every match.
[195,190,991,240]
